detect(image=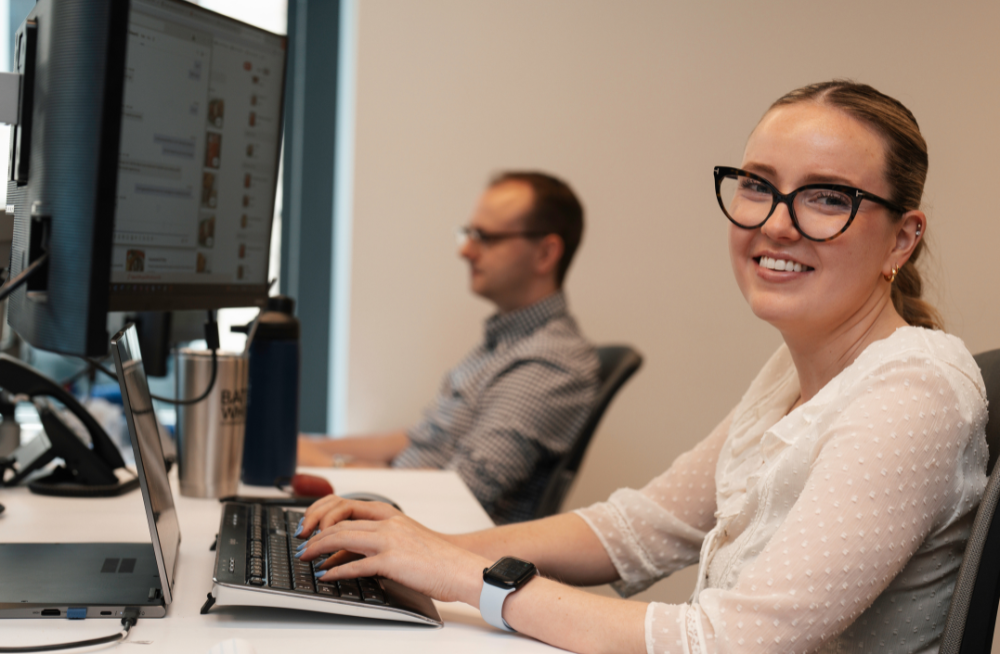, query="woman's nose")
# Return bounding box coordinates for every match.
[760,200,801,242]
